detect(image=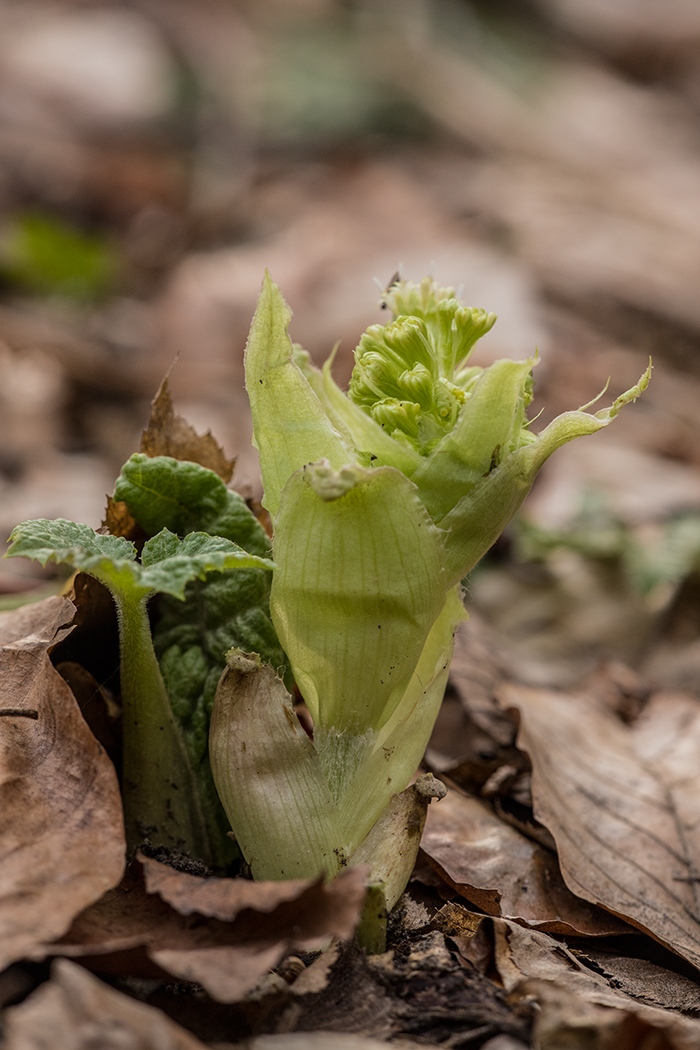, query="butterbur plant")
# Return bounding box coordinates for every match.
[5,484,276,862]
[210,273,650,903]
